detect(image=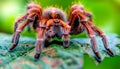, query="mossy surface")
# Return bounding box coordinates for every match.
[0,33,120,69]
